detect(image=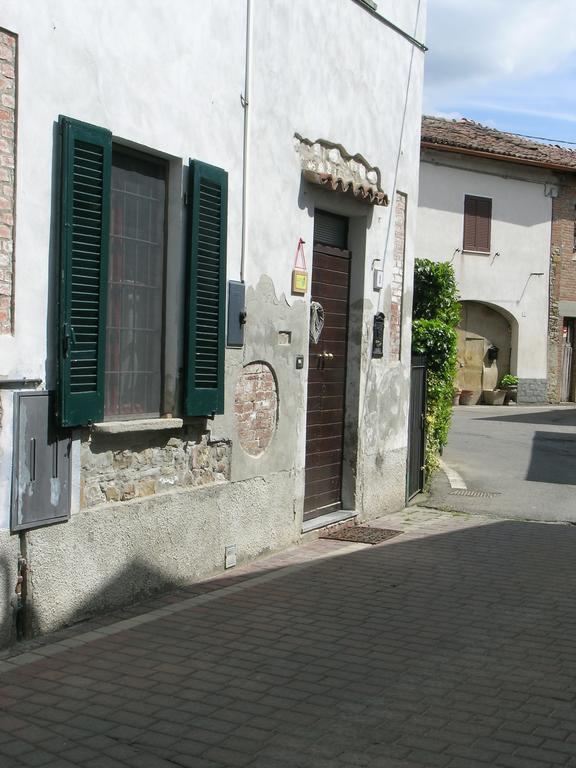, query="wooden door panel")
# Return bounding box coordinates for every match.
[311,282,349,301]
[304,245,351,521]
[462,338,484,391]
[305,475,342,497]
[306,462,342,483]
[305,449,343,469]
[306,435,344,456]
[303,489,341,514]
[312,267,349,286]
[306,394,345,412]
[312,252,350,273]
[306,421,344,441]
[306,382,346,399]
[306,408,344,426]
